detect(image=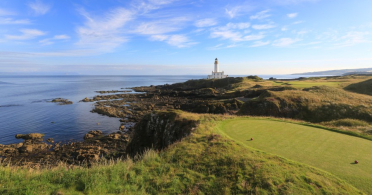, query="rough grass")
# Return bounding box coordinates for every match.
[219,117,372,194]
[321,119,370,127]
[0,112,362,194]
[272,80,341,88]
[345,78,372,96]
[238,85,372,123]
